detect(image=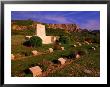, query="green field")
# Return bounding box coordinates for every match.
[11,32,100,77]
